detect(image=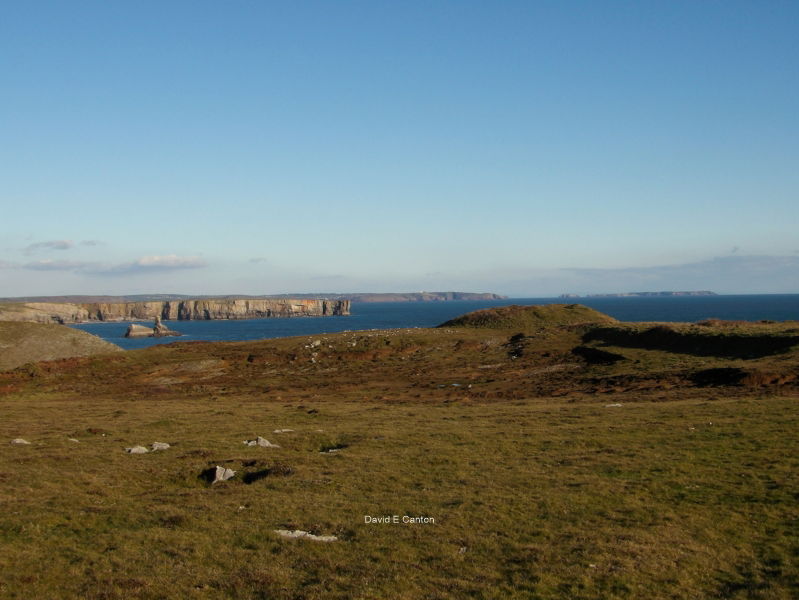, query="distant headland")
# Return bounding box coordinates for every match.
[0,291,506,304]
[269,292,508,303]
[0,292,507,324]
[559,291,717,298]
[0,298,350,324]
